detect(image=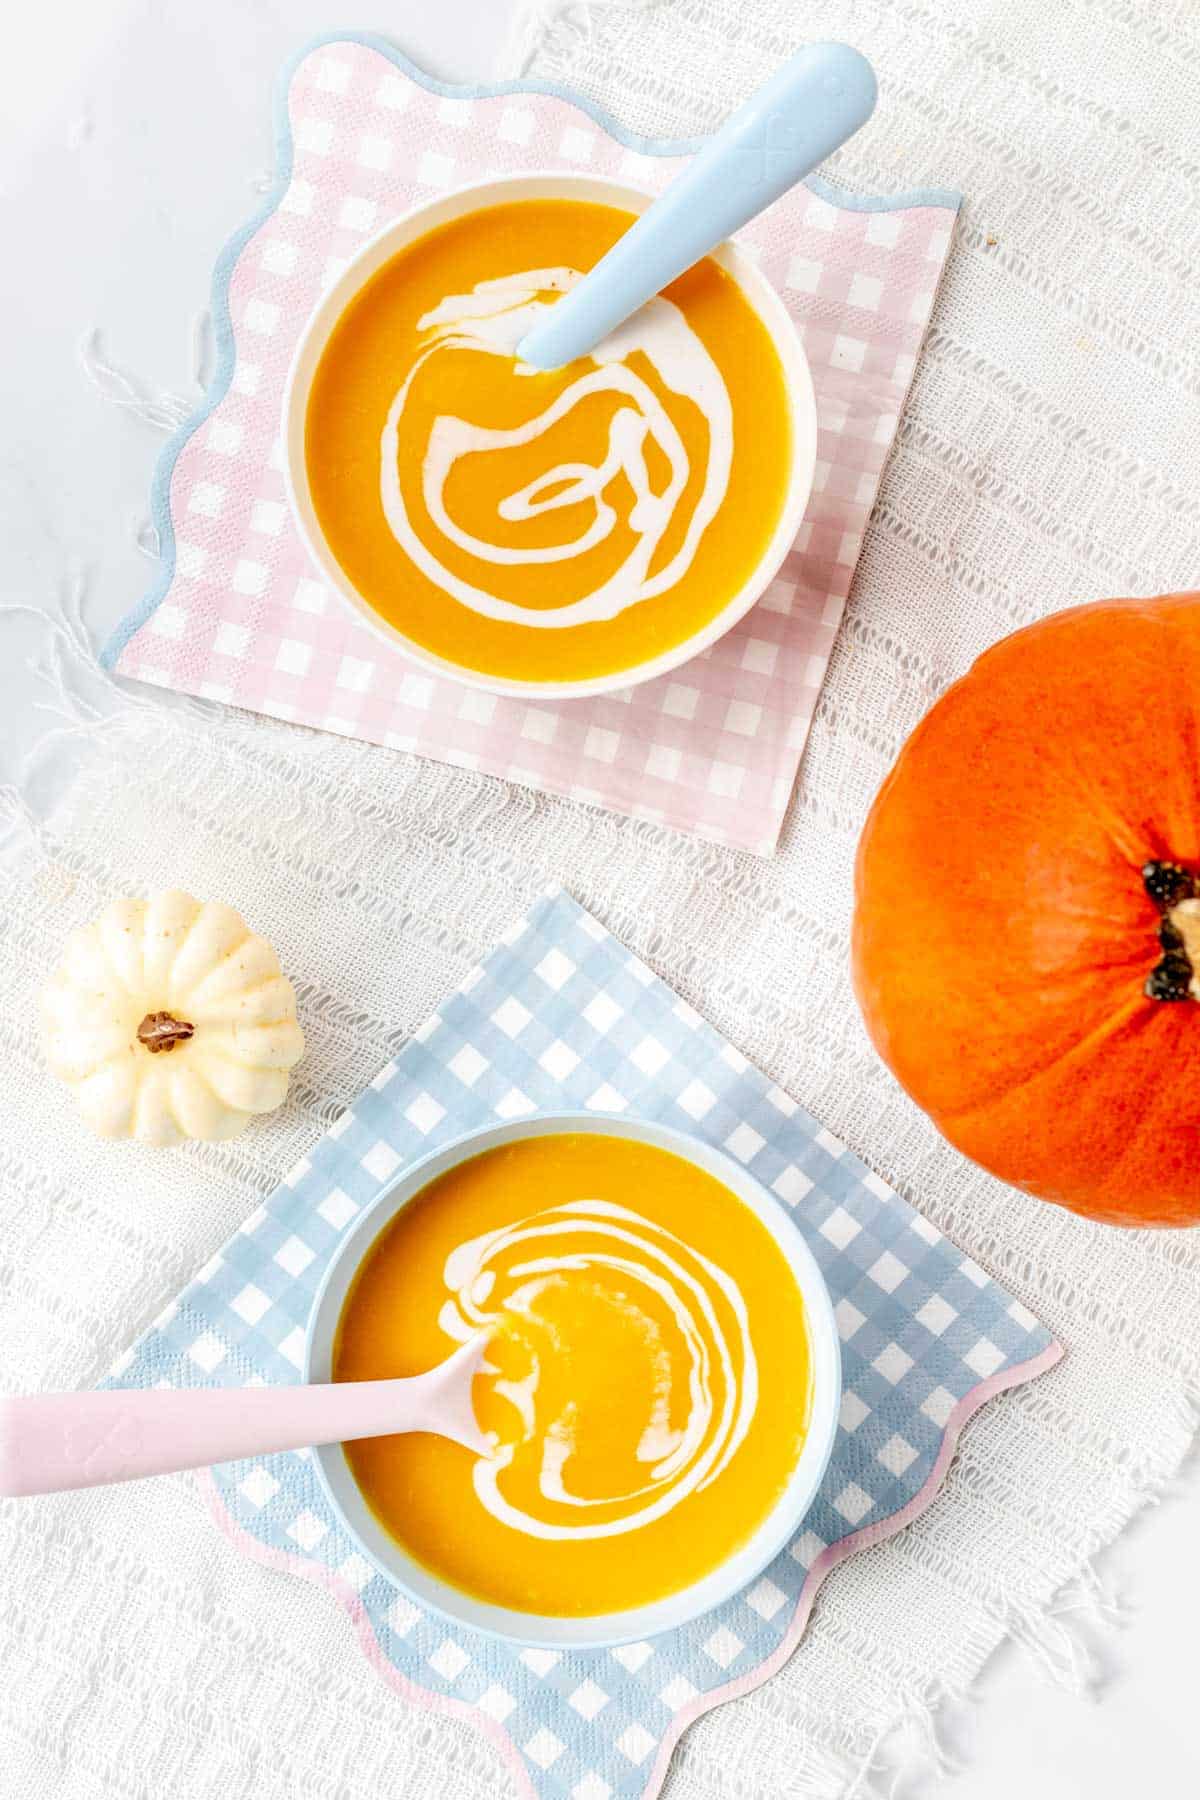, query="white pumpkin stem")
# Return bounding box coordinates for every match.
[136,1011,195,1054]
